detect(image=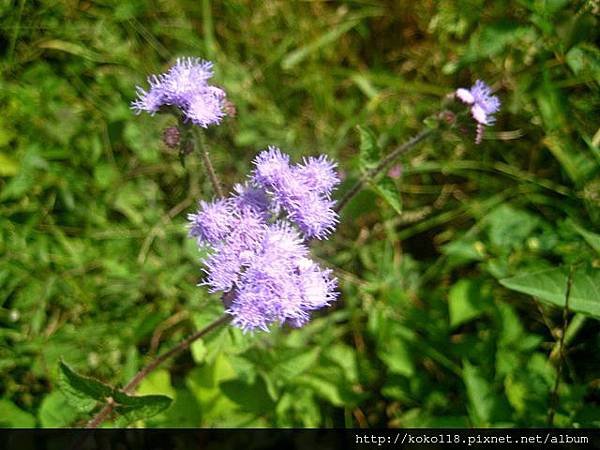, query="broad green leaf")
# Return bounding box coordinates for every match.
[377,335,414,377]
[296,374,344,407]
[112,391,173,427]
[137,370,176,399]
[38,391,80,427]
[357,125,381,171]
[0,399,36,427]
[58,360,113,412]
[485,205,539,250]
[160,387,202,427]
[373,176,402,214]
[448,279,490,328]
[500,266,600,318]
[219,378,274,413]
